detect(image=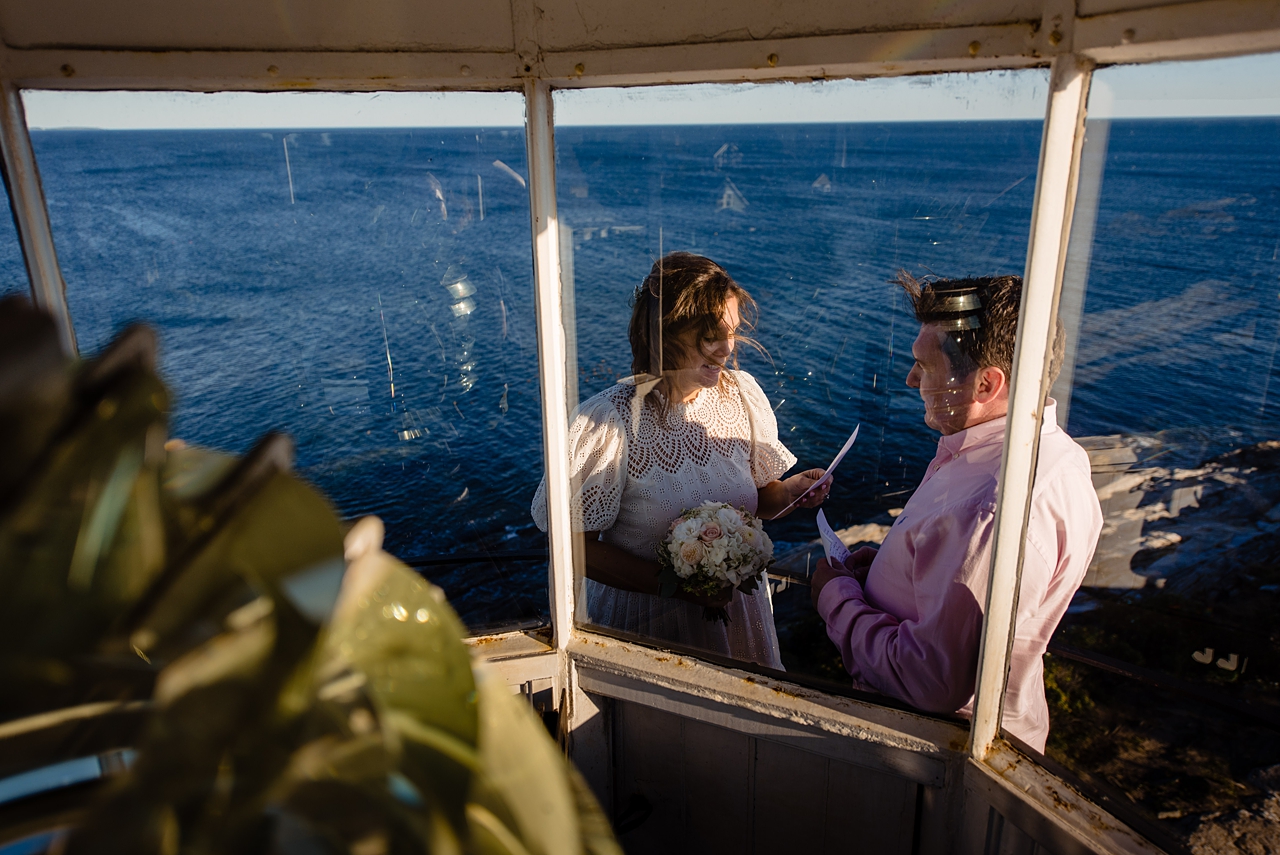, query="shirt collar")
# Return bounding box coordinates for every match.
[934,399,1060,459]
